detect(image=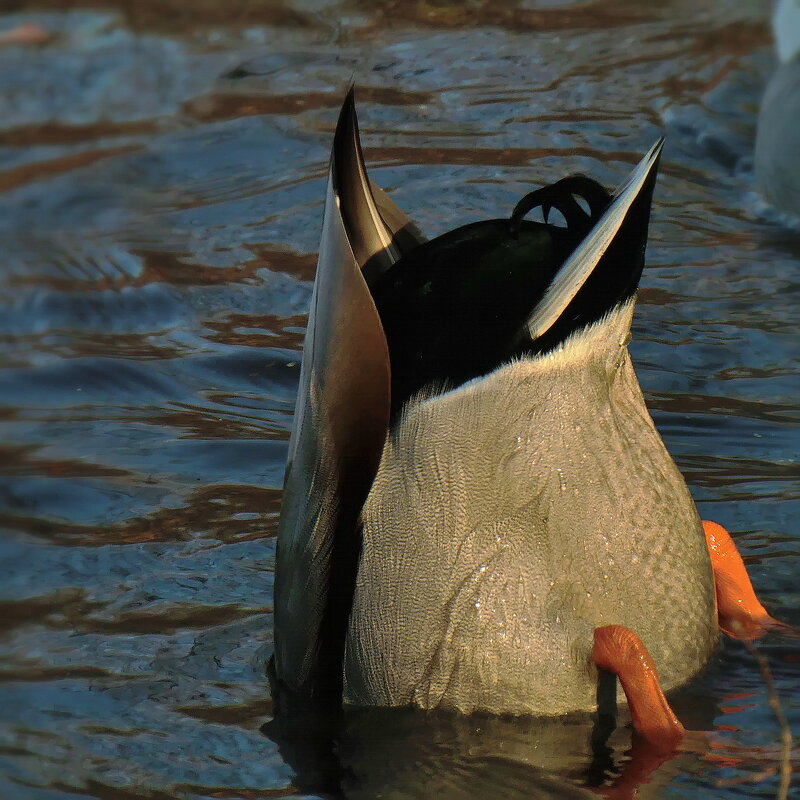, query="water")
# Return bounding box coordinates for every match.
[1,1,798,798]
